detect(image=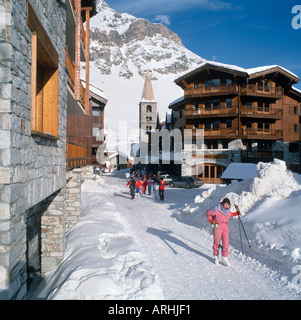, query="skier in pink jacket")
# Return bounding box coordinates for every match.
[206,198,240,266]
